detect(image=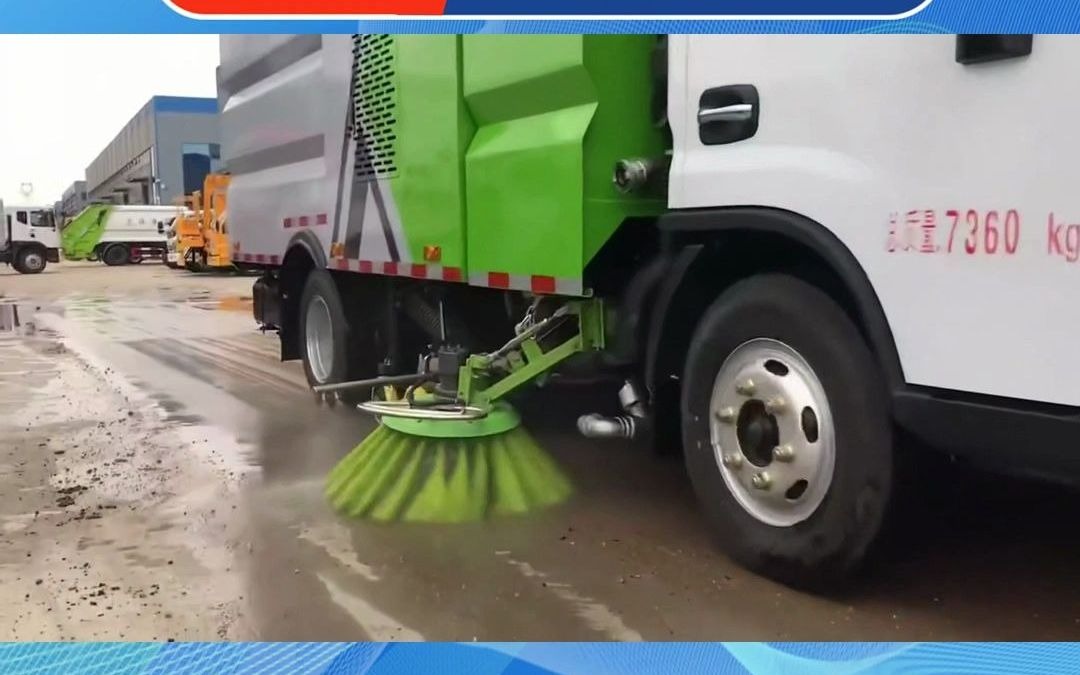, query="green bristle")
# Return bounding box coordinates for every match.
[326,419,571,523]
